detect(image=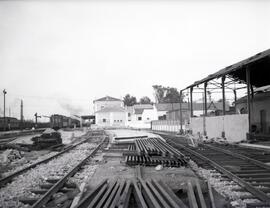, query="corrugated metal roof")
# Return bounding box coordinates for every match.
[185,48,270,89]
